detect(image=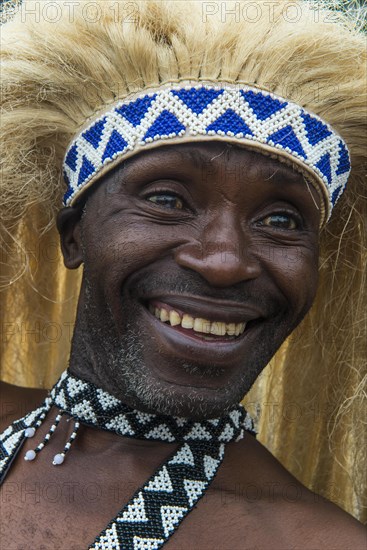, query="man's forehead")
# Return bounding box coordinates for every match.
[116,142,303,185]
